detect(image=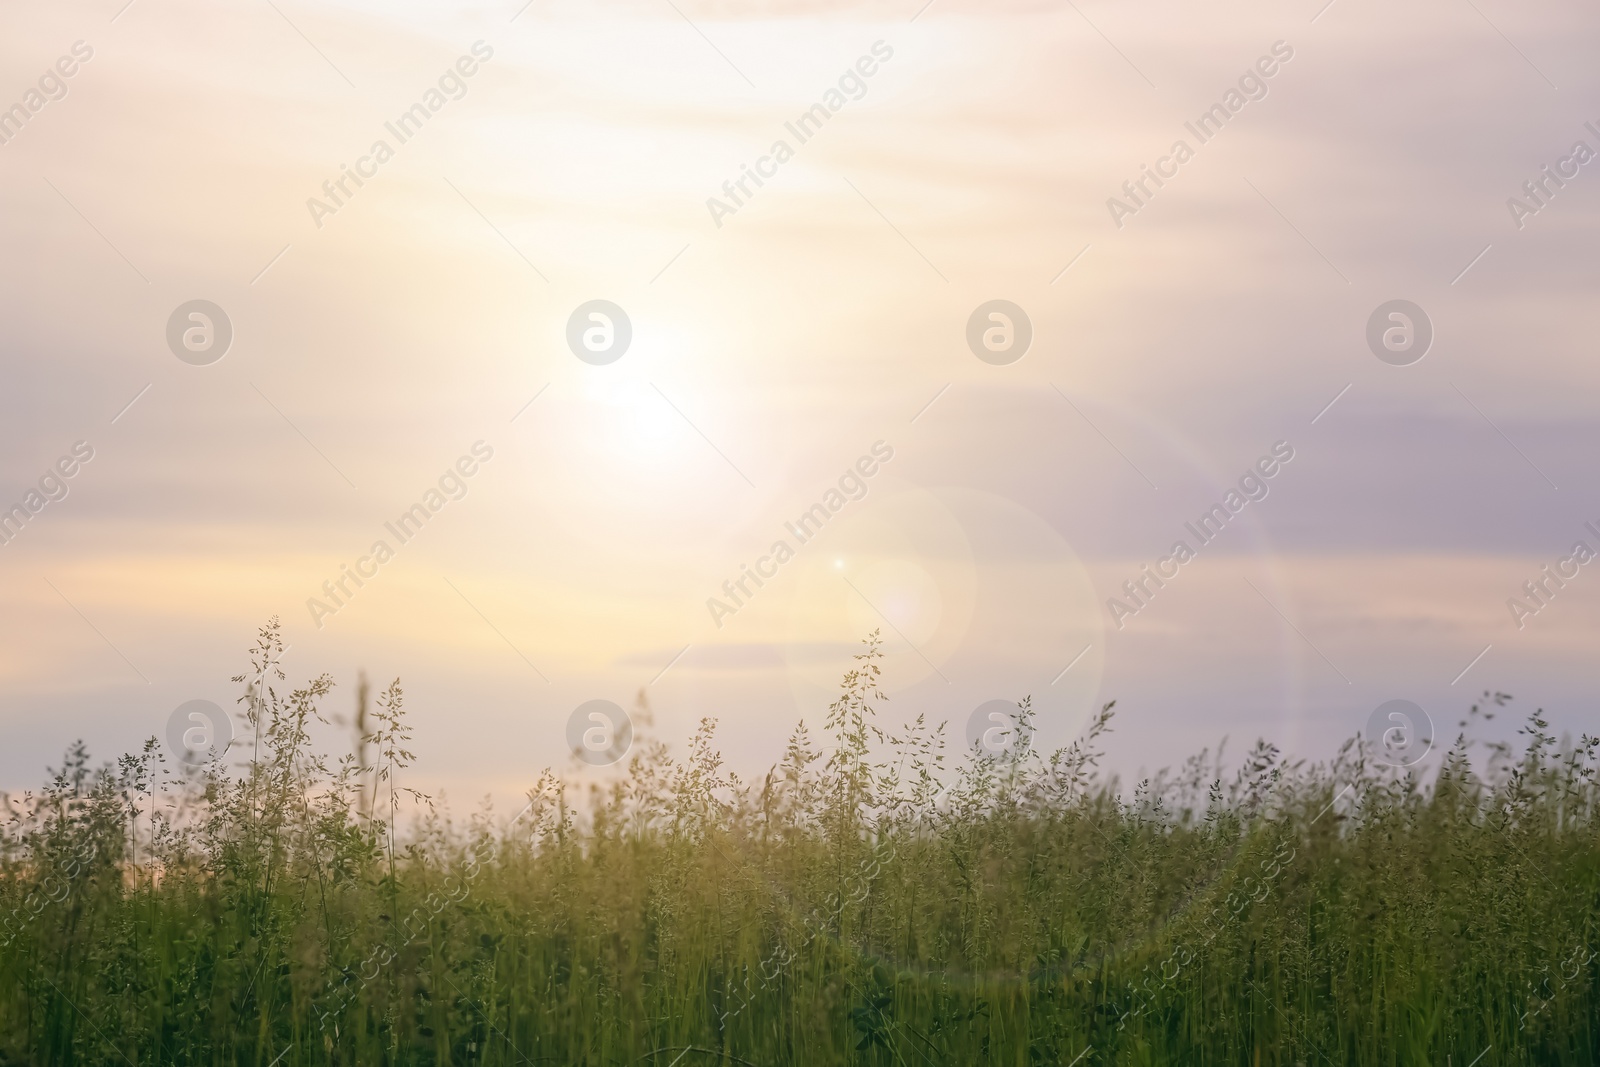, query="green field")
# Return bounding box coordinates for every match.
[2,622,1596,1065]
